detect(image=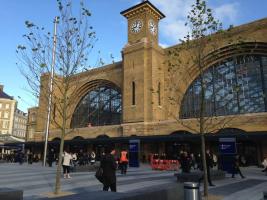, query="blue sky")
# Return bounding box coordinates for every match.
[0,0,266,112]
